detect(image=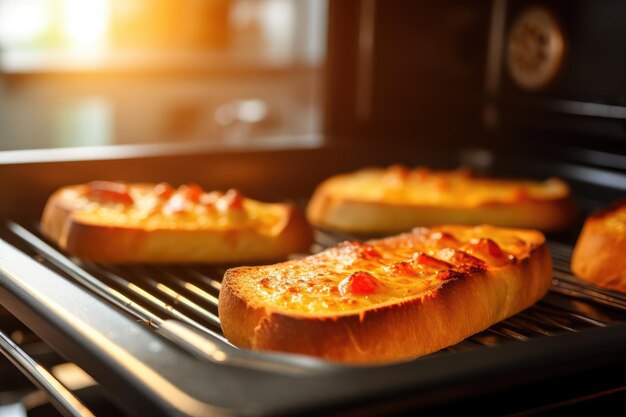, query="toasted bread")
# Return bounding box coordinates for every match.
[41,181,312,263]
[219,225,552,363]
[307,166,576,233]
[571,201,626,293]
